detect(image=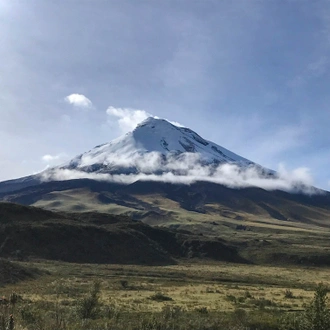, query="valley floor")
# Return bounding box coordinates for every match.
[1,259,330,329]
